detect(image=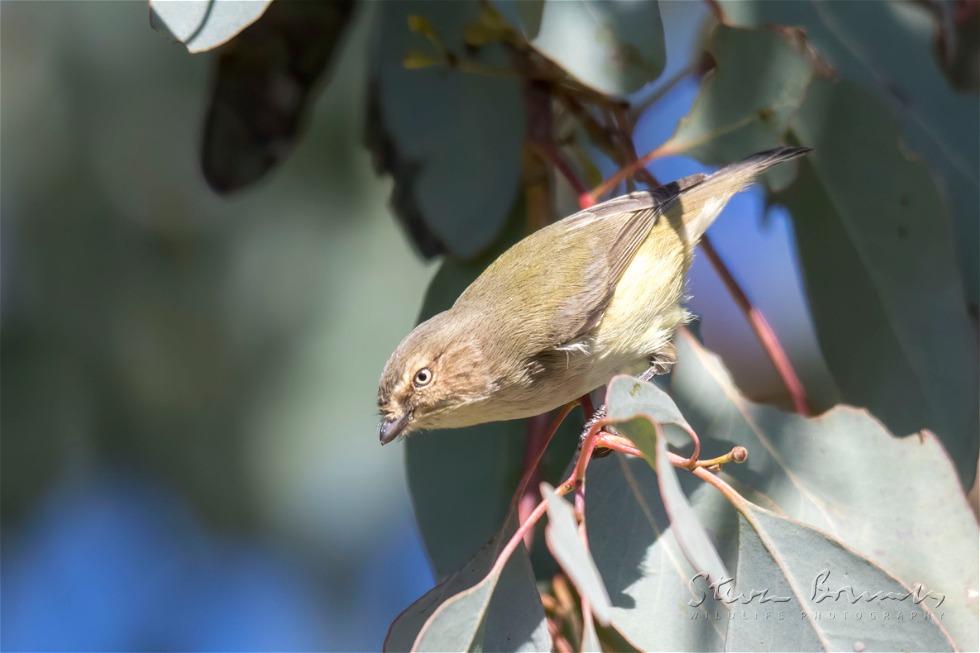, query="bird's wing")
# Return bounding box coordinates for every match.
[558,175,706,341]
[454,176,705,365]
